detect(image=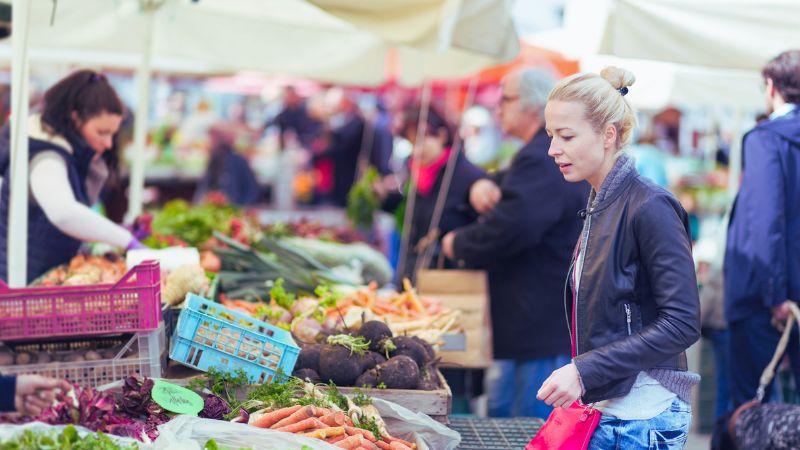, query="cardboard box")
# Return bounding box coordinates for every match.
[416,269,492,369]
